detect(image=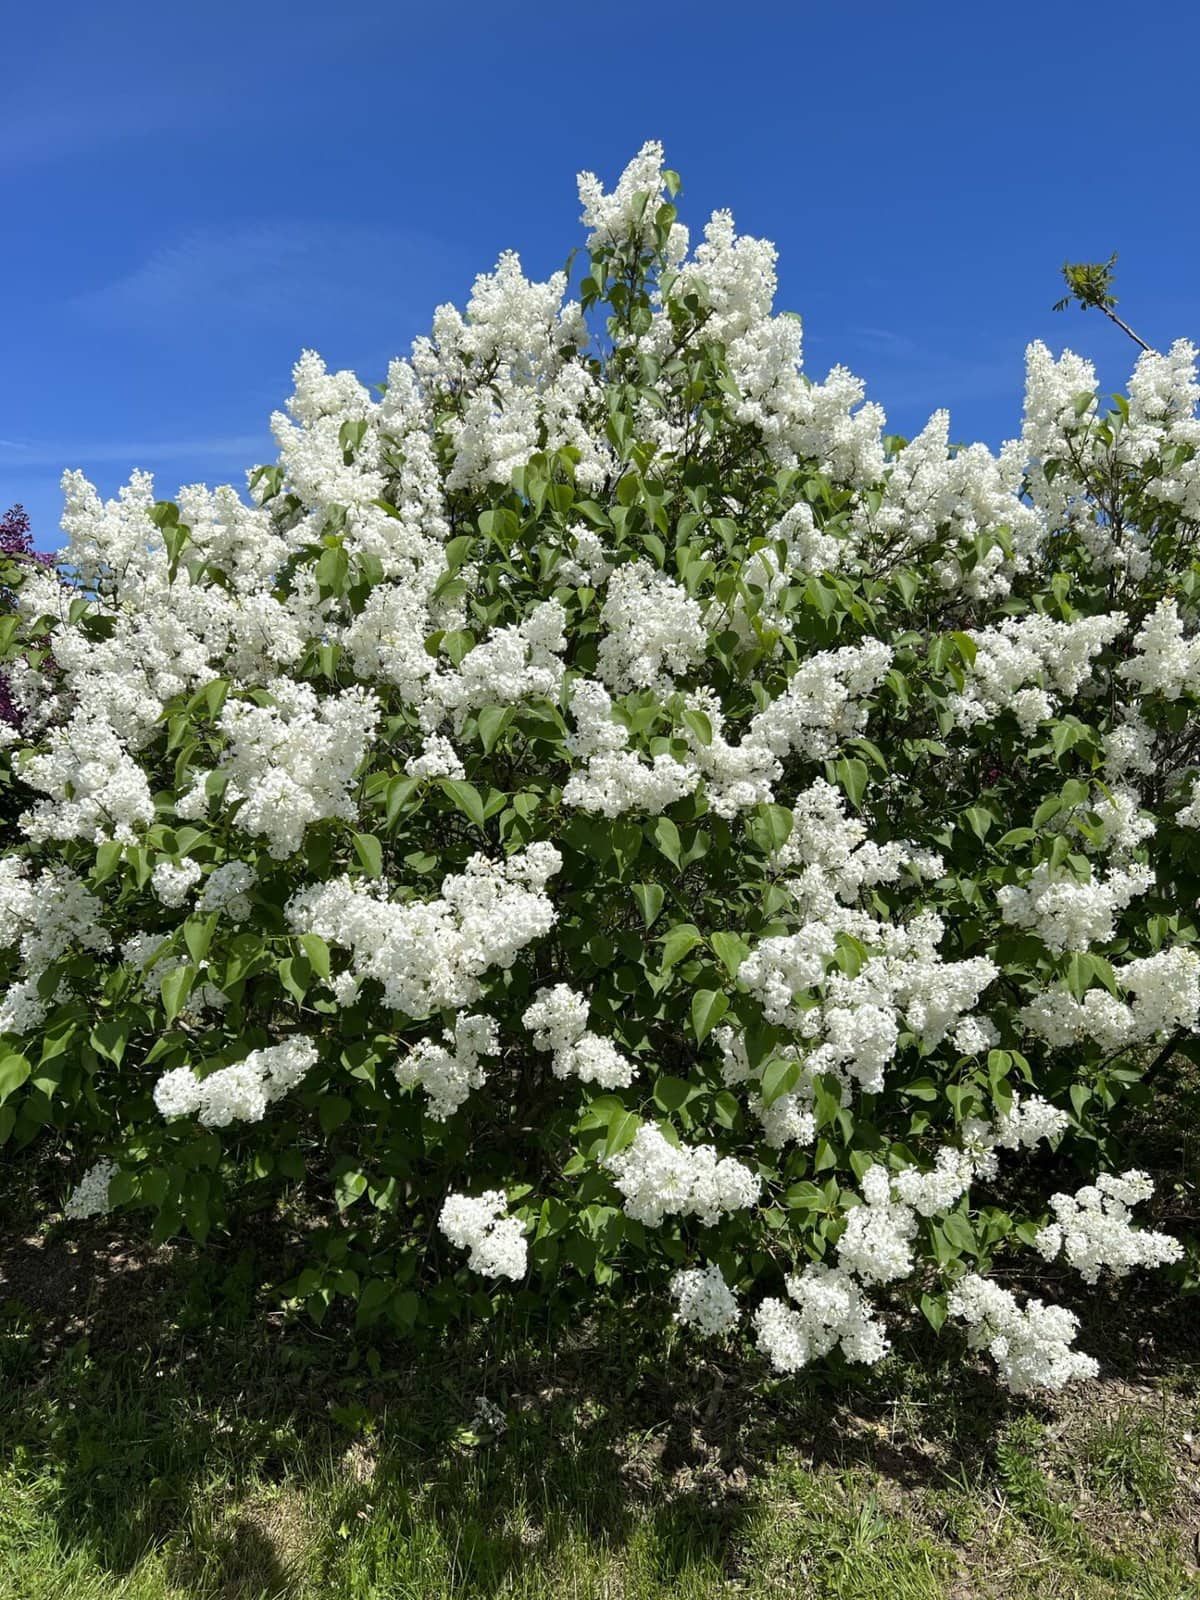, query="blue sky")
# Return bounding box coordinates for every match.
[4,0,1196,549]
